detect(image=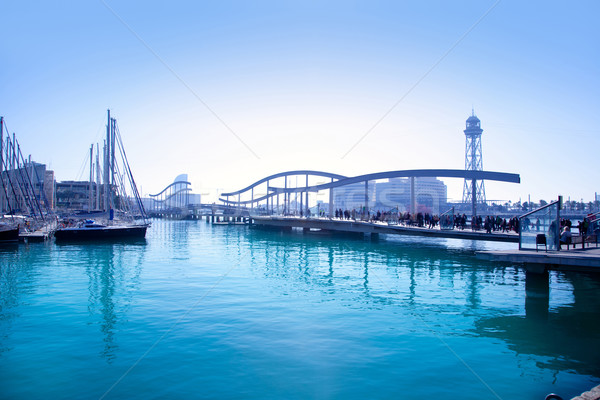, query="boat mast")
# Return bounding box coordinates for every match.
[110,115,116,220]
[11,133,17,210]
[89,144,93,212]
[111,118,115,192]
[95,144,100,210]
[104,109,111,218]
[0,117,3,213]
